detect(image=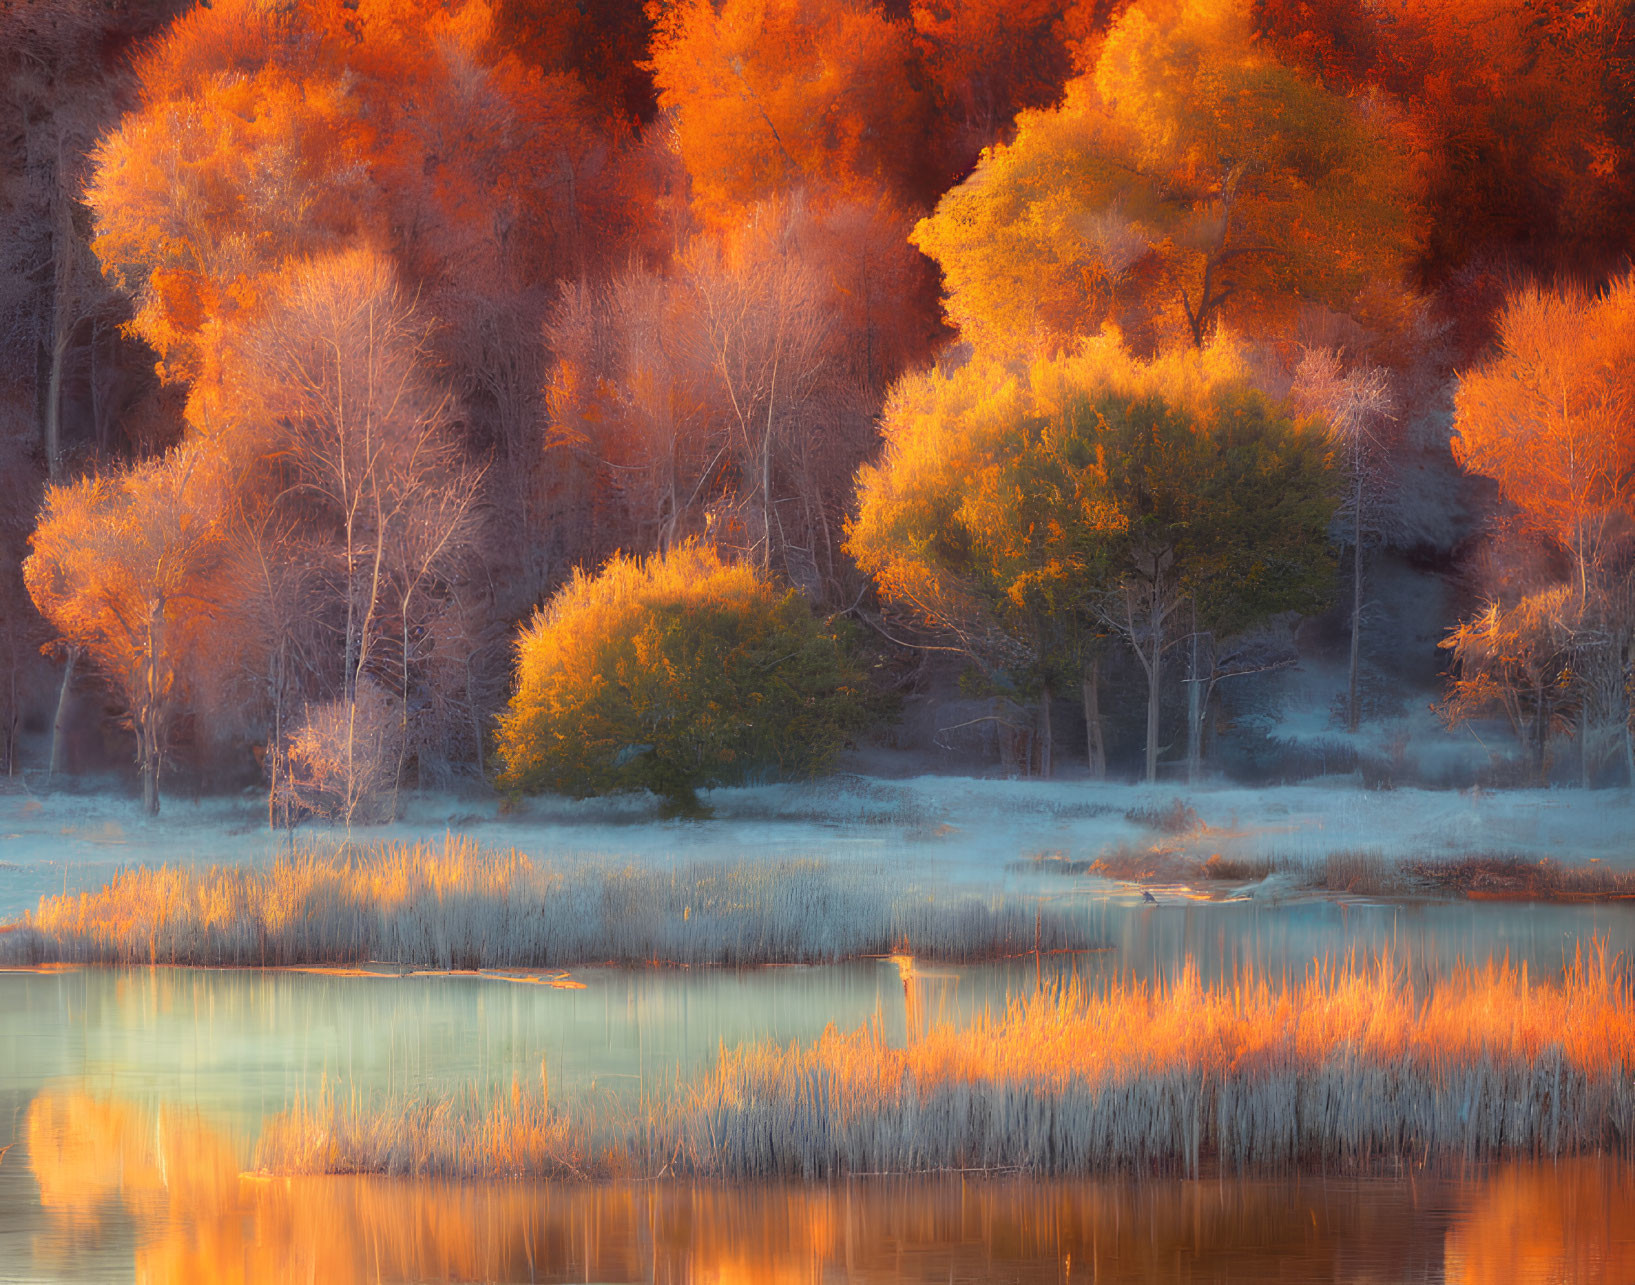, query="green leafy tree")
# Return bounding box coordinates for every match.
[849,334,1337,782]
[495,544,869,813]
